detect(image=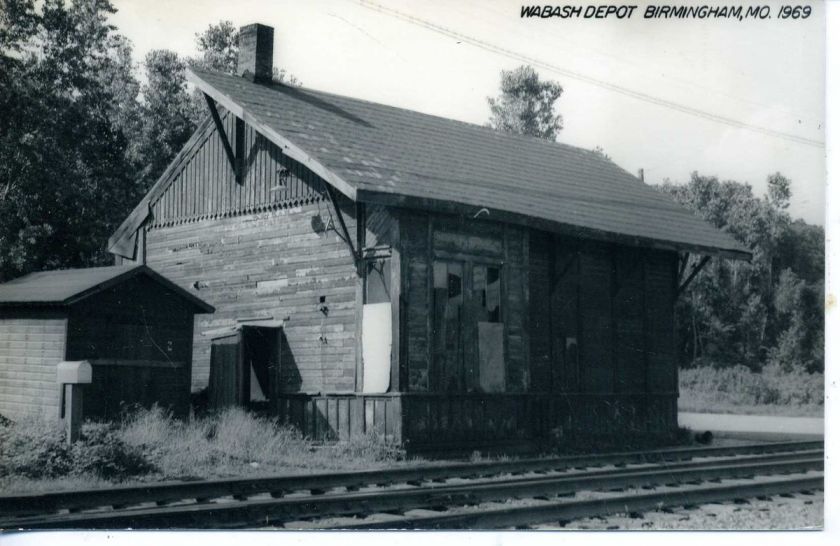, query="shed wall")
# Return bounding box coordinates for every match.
[66,275,196,418]
[0,310,66,420]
